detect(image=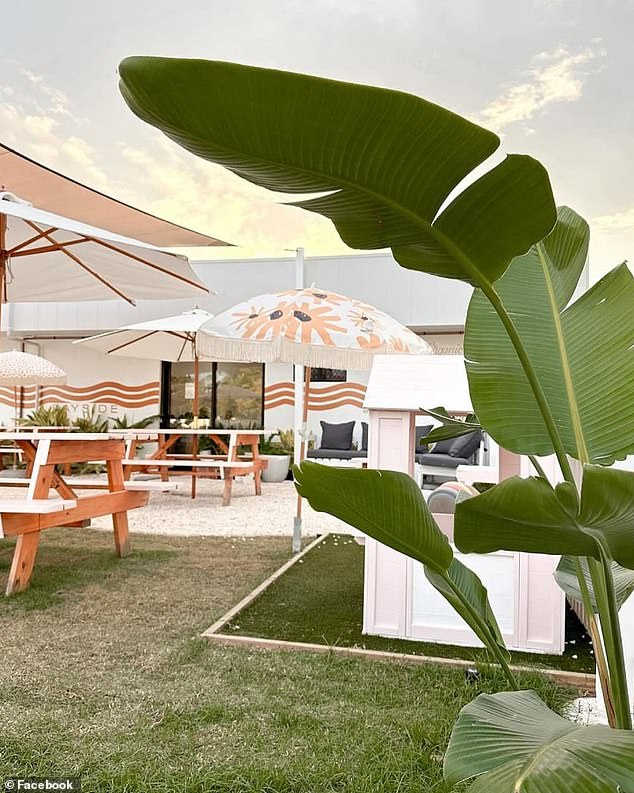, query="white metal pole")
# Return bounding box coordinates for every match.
[292,247,305,553]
